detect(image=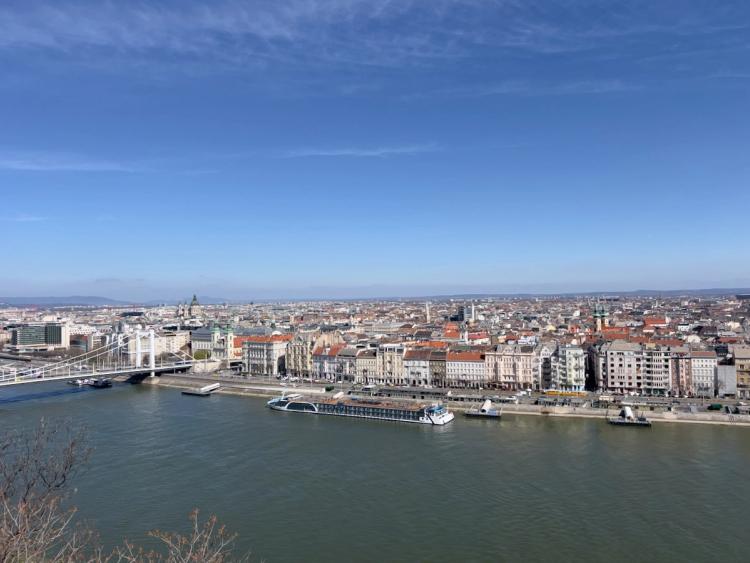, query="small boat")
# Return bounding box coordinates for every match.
[68,378,89,386]
[465,399,502,419]
[182,382,220,397]
[608,406,651,427]
[88,377,112,389]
